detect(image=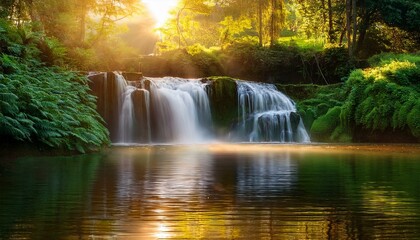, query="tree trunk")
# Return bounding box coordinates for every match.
[327,0,335,43]
[177,5,187,49]
[351,0,357,55]
[258,0,263,46]
[321,0,327,39]
[346,0,352,55]
[339,27,346,46]
[79,0,86,44]
[270,0,275,46]
[356,7,373,54]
